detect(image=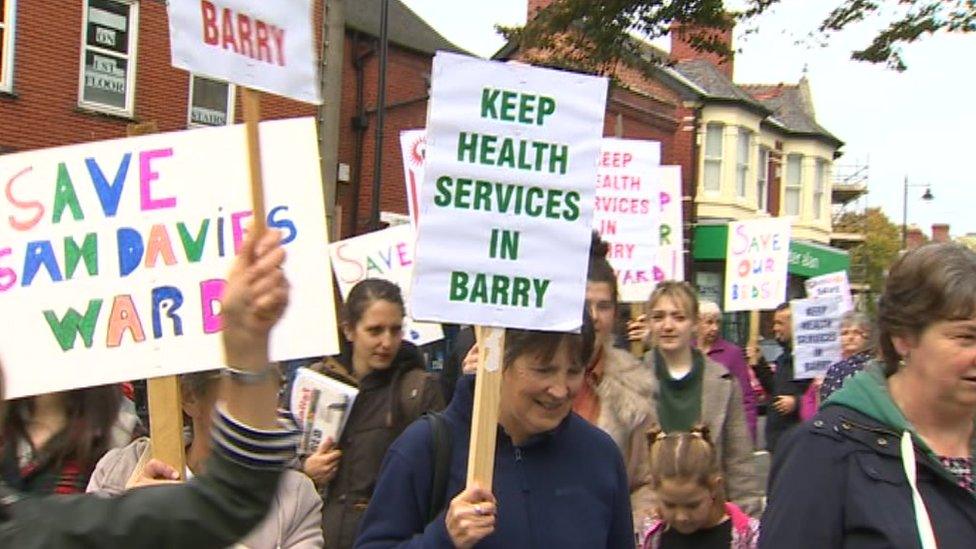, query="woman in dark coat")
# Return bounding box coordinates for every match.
[762,243,976,549]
